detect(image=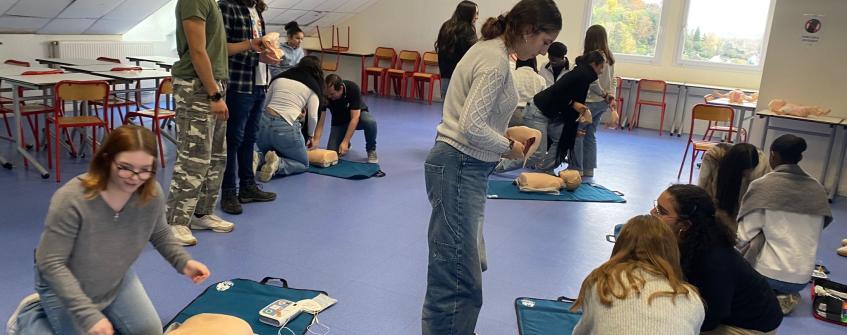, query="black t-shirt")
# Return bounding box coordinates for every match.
[325,80,368,127]
[685,247,783,332]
